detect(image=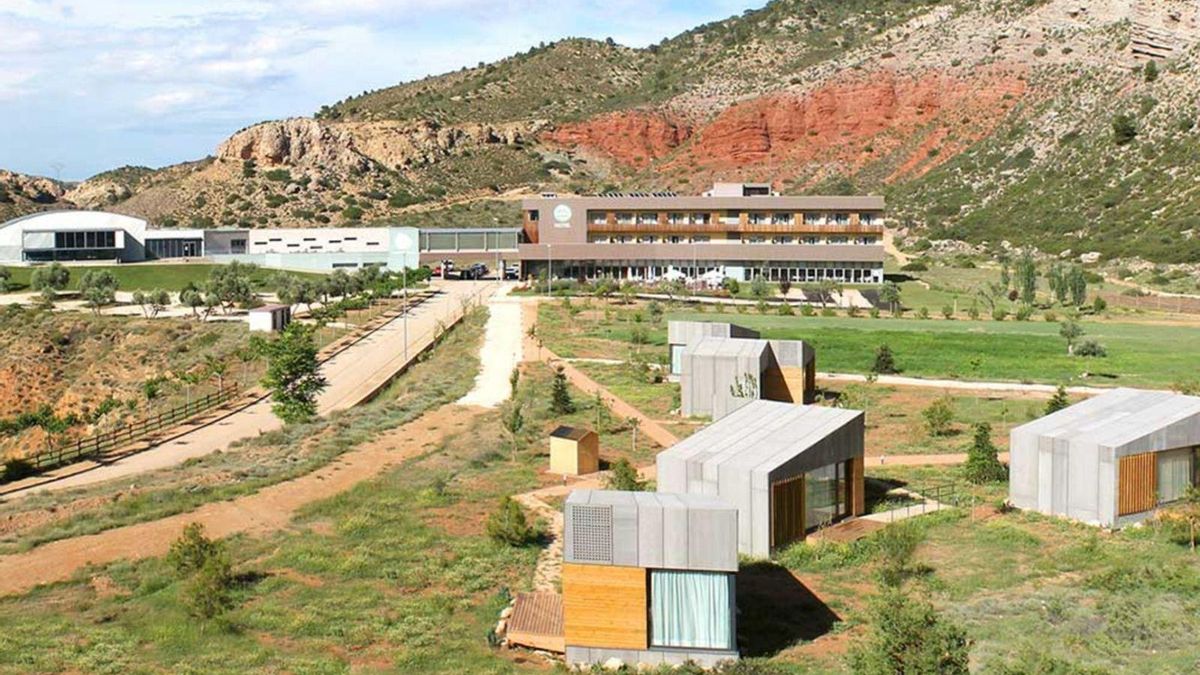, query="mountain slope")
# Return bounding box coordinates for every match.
[8,0,1200,265]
